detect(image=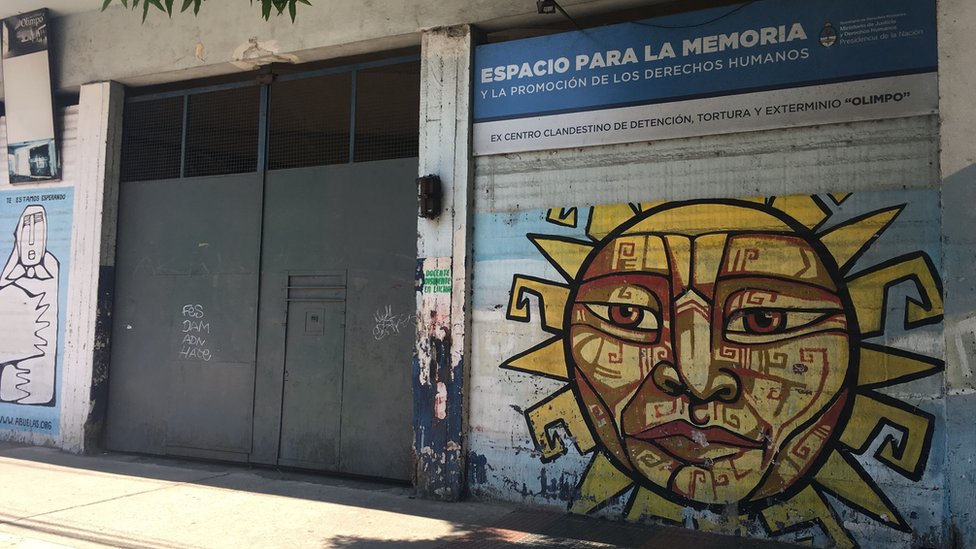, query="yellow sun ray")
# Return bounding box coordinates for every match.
[818,206,902,272]
[857,343,944,389]
[501,337,570,381]
[847,253,944,337]
[696,514,750,536]
[831,193,853,205]
[570,452,635,514]
[769,195,830,230]
[546,208,579,228]
[587,203,640,241]
[626,487,685,525]
[508,276,569,332]
[839,393,933,479]
[761,486,855,549]
[528,235,595,282]
[526,386,597,461]
[814,450,908,531]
